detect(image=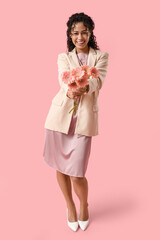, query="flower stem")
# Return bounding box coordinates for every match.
[69,106,76,114]
[69,100,79,115]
